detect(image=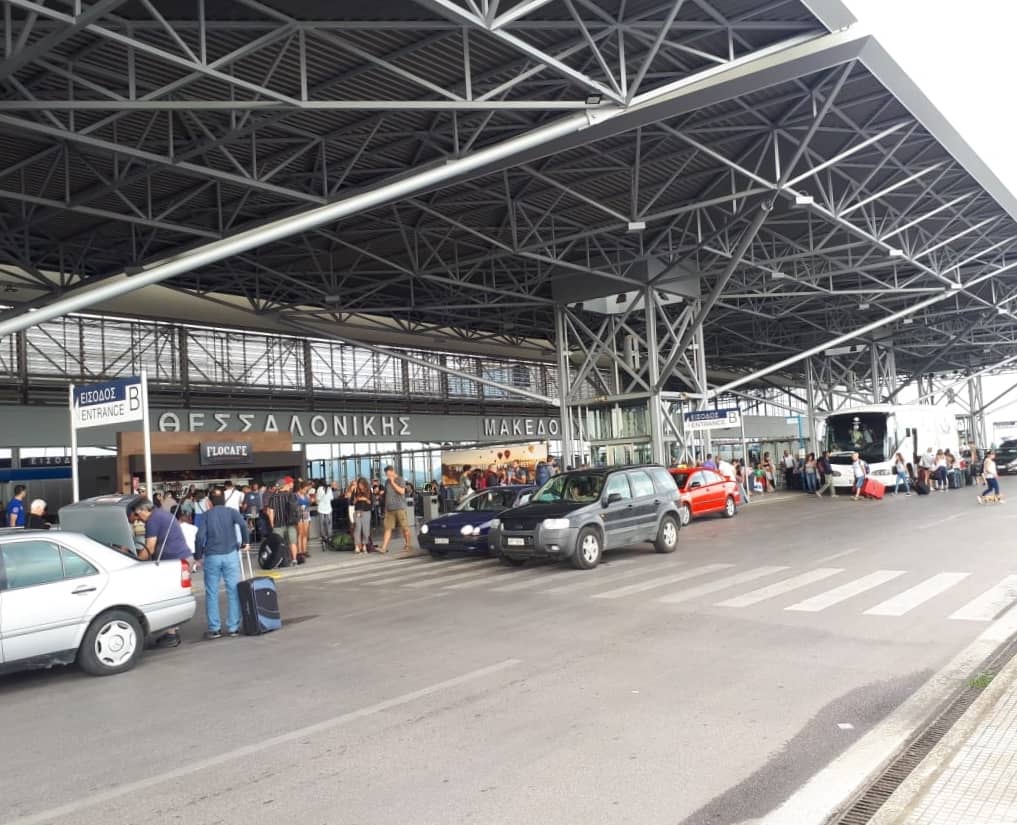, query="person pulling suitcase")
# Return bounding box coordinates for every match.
[195,492,250,640]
